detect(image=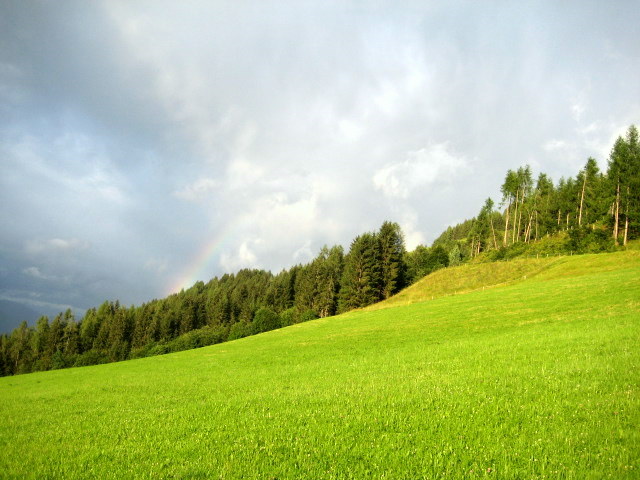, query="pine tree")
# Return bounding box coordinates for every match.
[377,222,406,299]
[501,169,518,246]
[315,246,344,317]
[622,126,640,244]
[608,137,627,244]
[338,233,381,312]
[31,316,50,370]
